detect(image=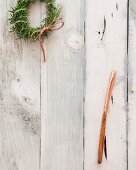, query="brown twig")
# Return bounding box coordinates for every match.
[97,70,116,164]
